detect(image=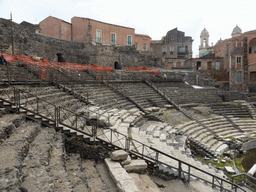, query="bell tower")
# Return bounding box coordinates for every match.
[199,28,210,57]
